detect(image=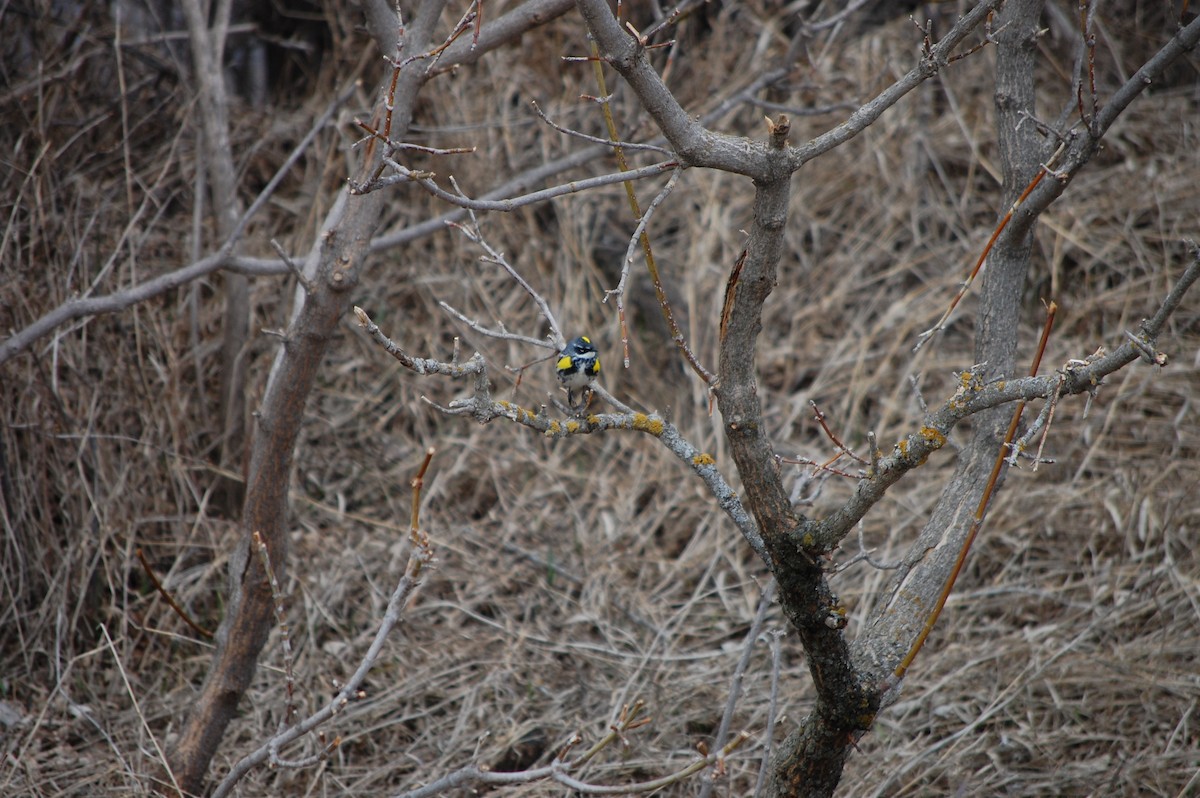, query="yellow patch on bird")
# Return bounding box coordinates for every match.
[557,355,573,370]
[592,360,600,374]
[581,336,591,344]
